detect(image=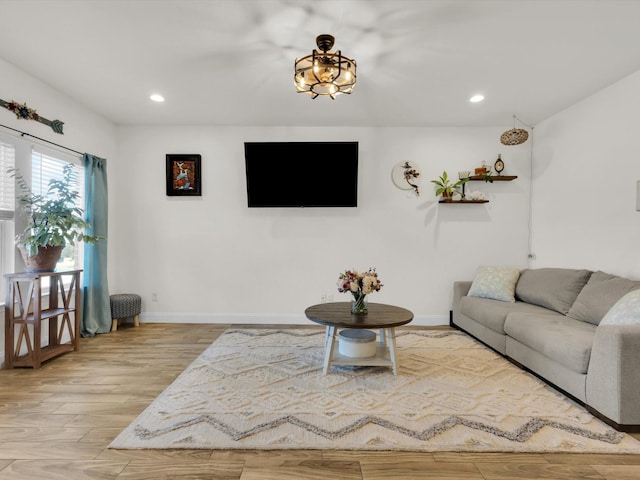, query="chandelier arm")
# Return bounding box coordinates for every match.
[310,50,322,85]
